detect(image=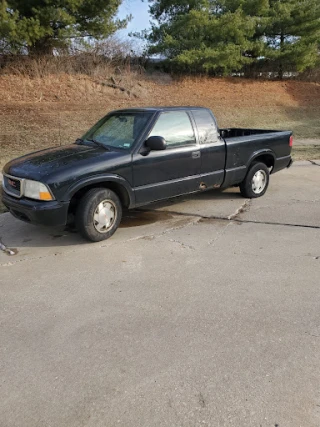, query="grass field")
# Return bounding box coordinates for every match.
[292,145,320,160]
